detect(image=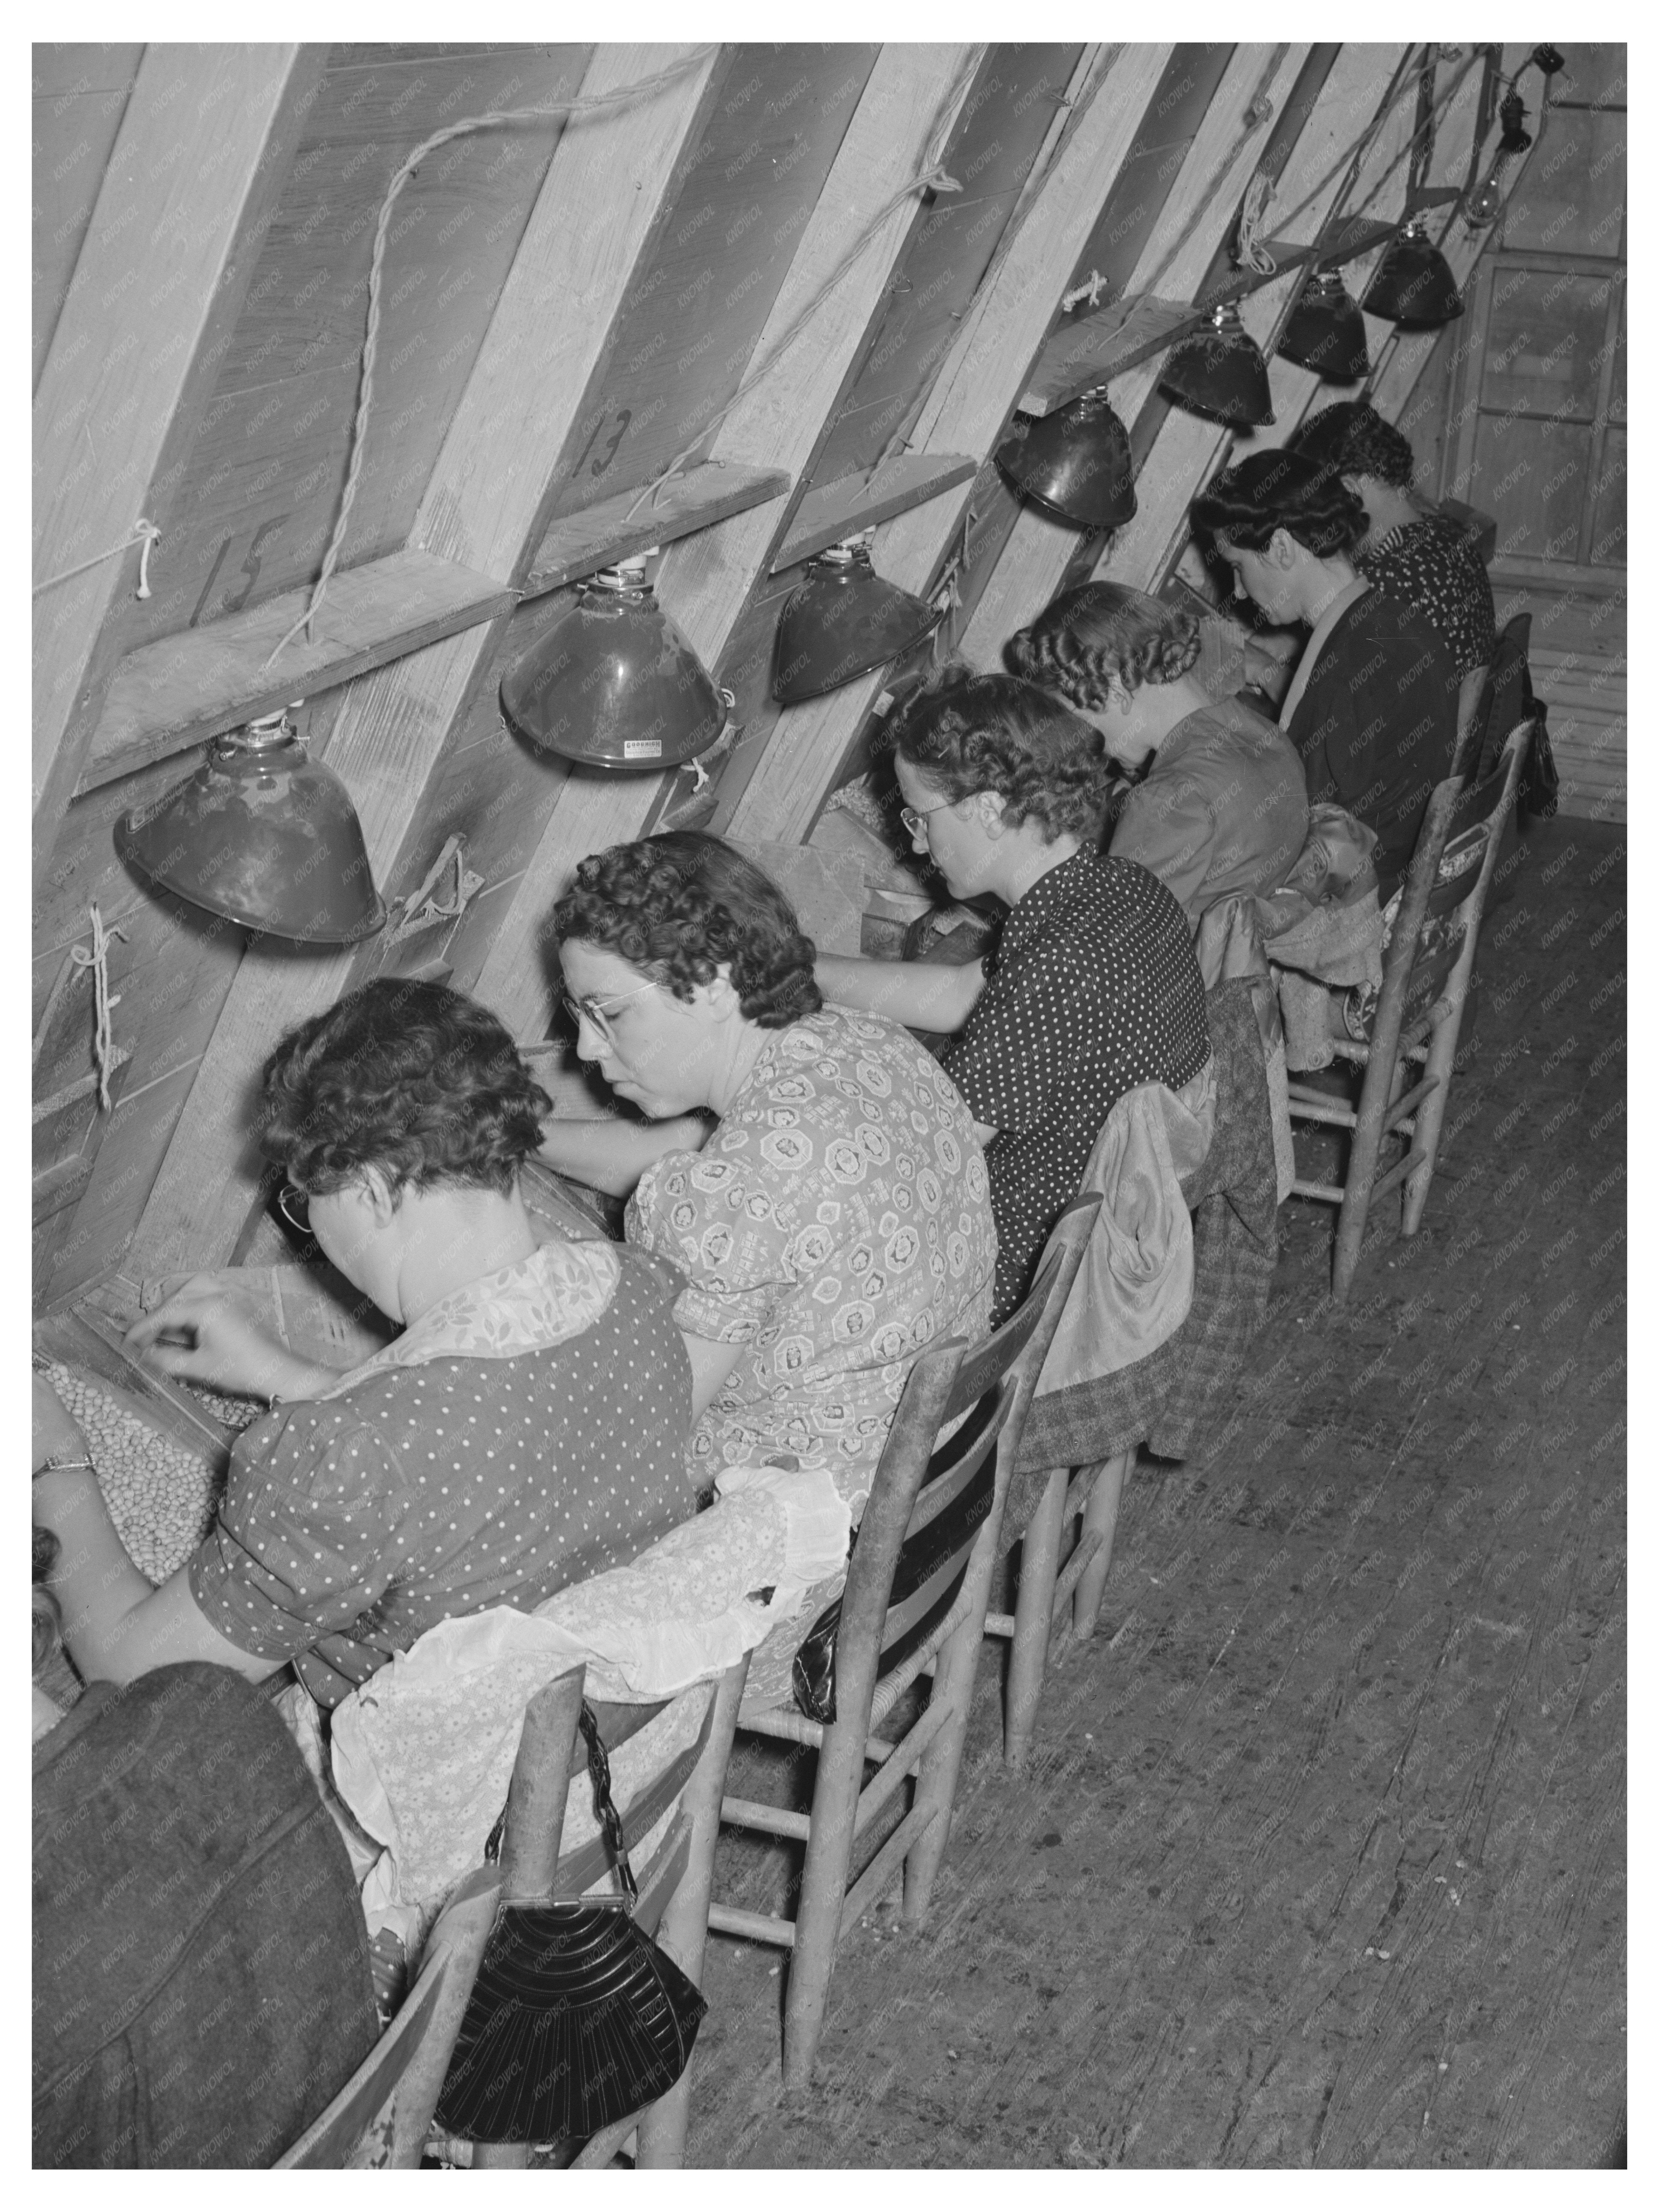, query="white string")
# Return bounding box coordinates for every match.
[1235,173,1277,274]
[68,905,126,1112]
[34,520,160,600]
